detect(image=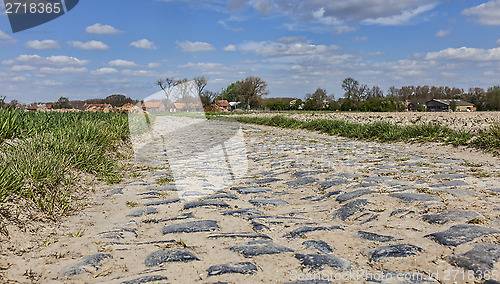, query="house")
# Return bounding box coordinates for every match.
[173,102,202,112]
[425,99,475,112]
[215,100,231,111]
[141,101,165,112]
[27,103,53,112]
